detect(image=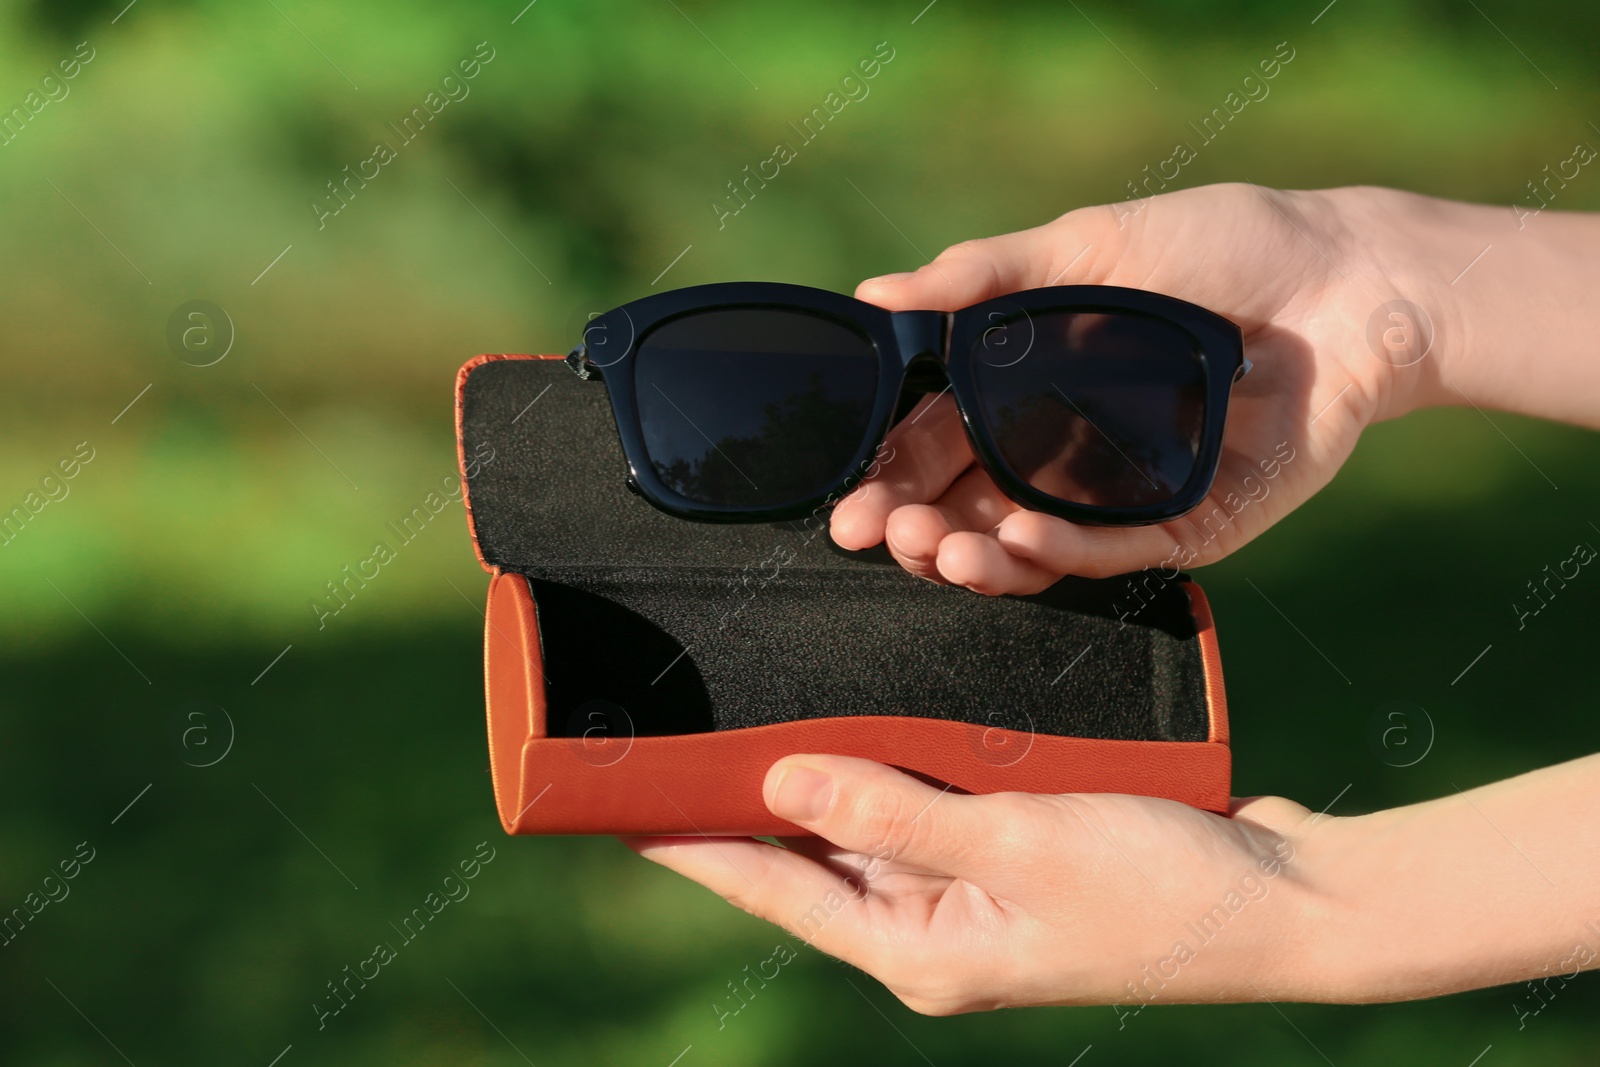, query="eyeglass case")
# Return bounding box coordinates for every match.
[456,353,1232,836]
